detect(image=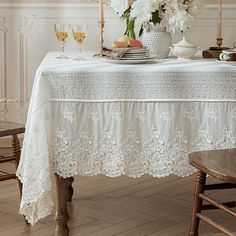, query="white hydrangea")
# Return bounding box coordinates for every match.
[161,0,204,32]
[168,8,194,32]
[130,0,163,24]
[130,0,152,23]
[111,0,204,33]
[148,0,162,12]
[111,0,131,17]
